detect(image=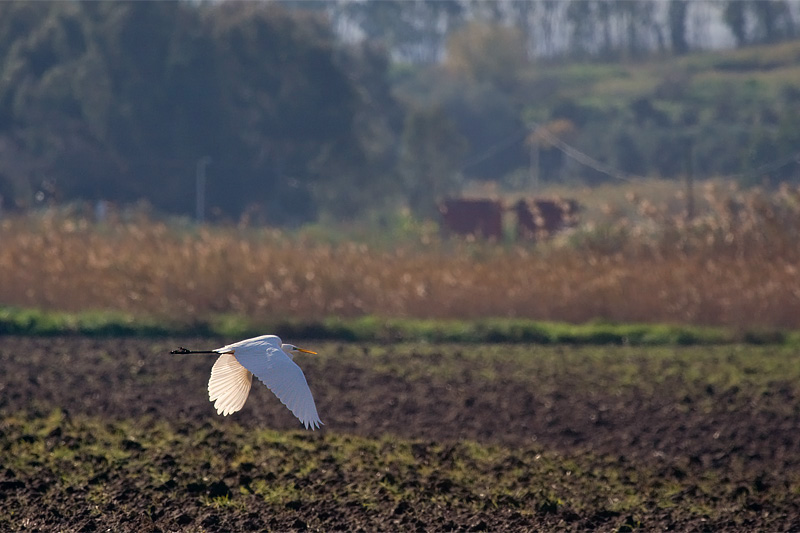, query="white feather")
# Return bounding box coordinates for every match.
[208,353,253,416]
[207,335,322,429]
